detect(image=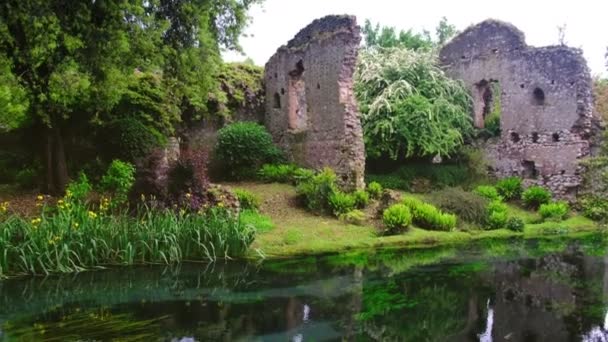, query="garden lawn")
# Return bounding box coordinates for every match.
[227,183,603,258]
